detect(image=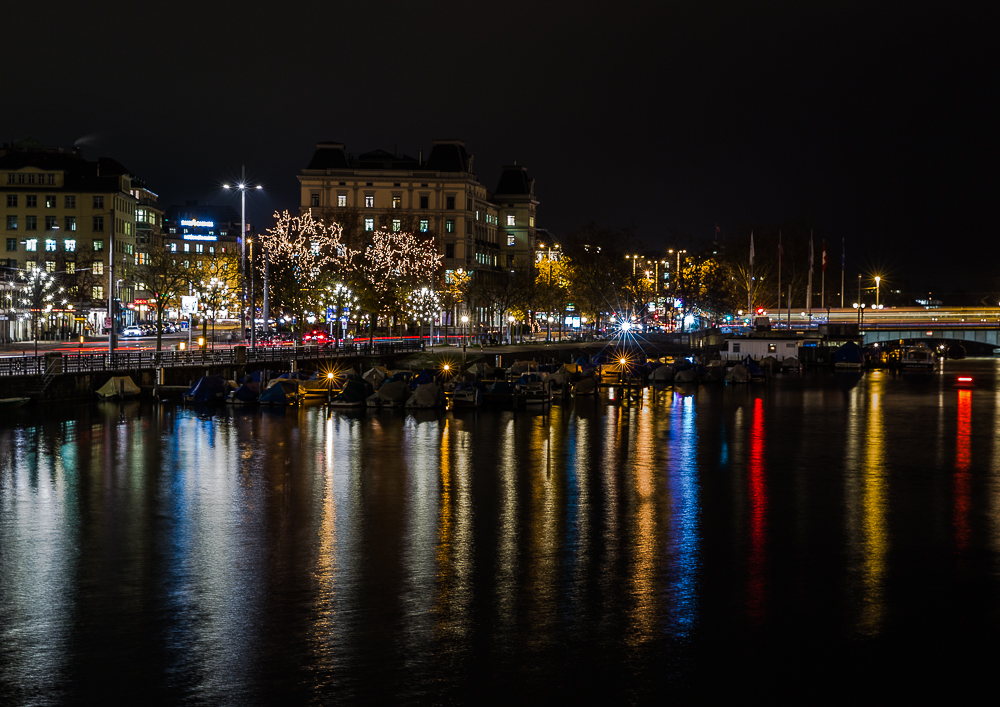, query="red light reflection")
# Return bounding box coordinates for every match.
[954,389,971,551]
[748,397,767,622]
